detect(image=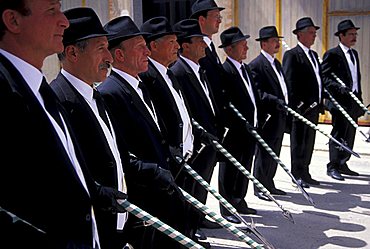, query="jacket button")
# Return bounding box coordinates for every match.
[107,161,115,167]
[166,158,170,162]
[161,140,166,145]
[85,214,91,221]
[179,143,183,148]
[179,123,183,128]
